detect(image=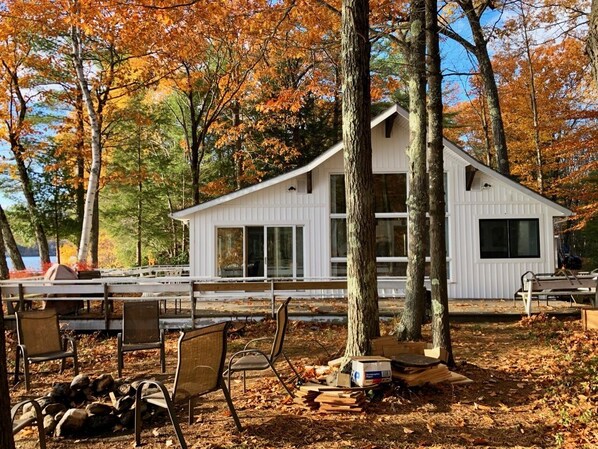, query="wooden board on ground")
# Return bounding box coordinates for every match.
[581,308,598,330]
